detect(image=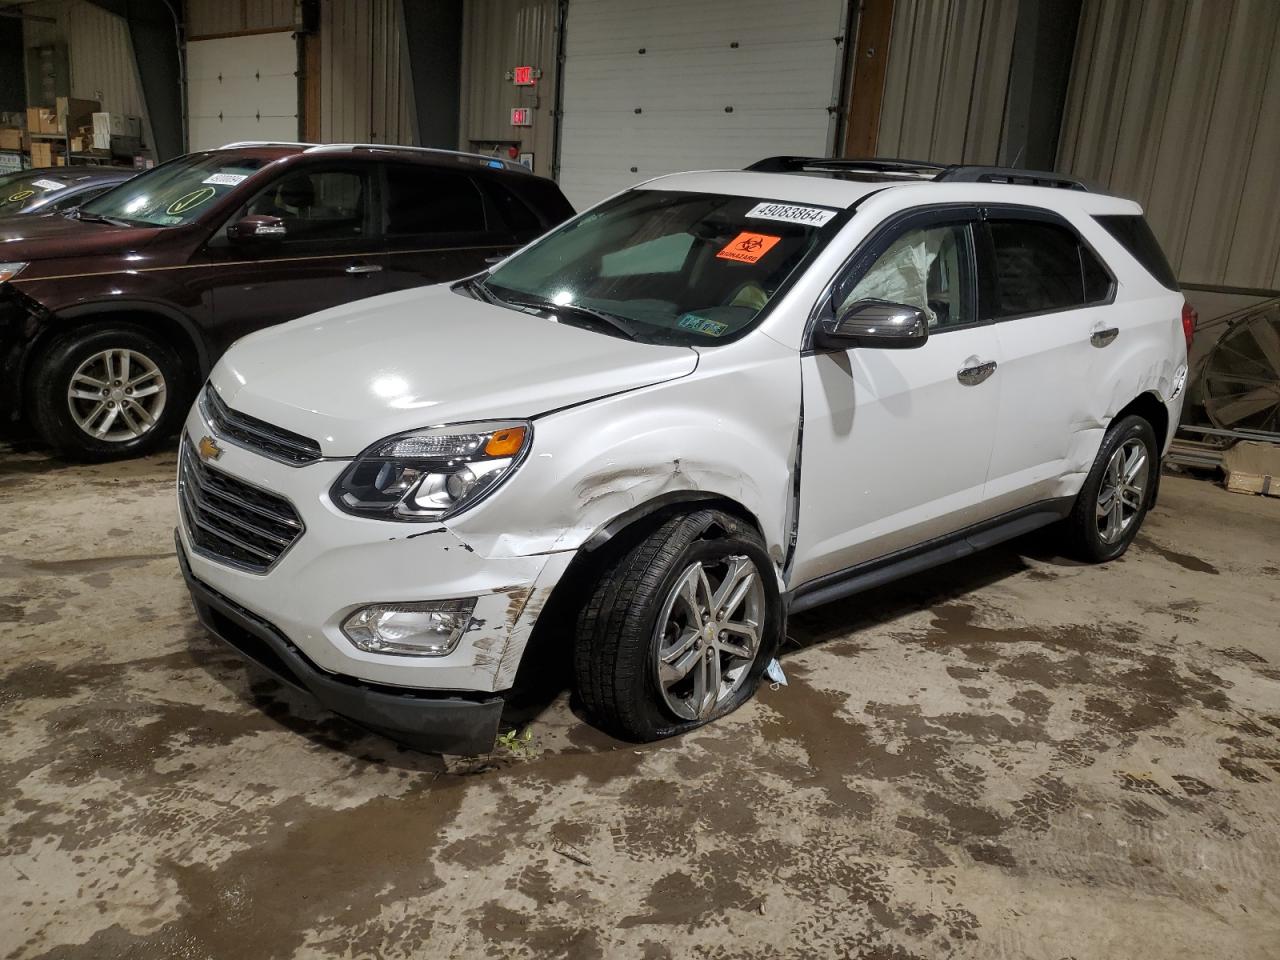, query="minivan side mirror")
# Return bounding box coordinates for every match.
[814,298,929,350]
[227,215,287,244]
